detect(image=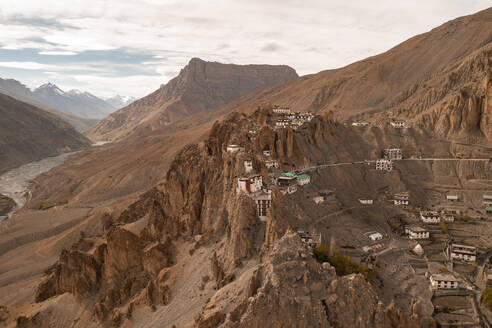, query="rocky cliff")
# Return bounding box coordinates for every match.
[86,58,298,141]
[22,109,439,328]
